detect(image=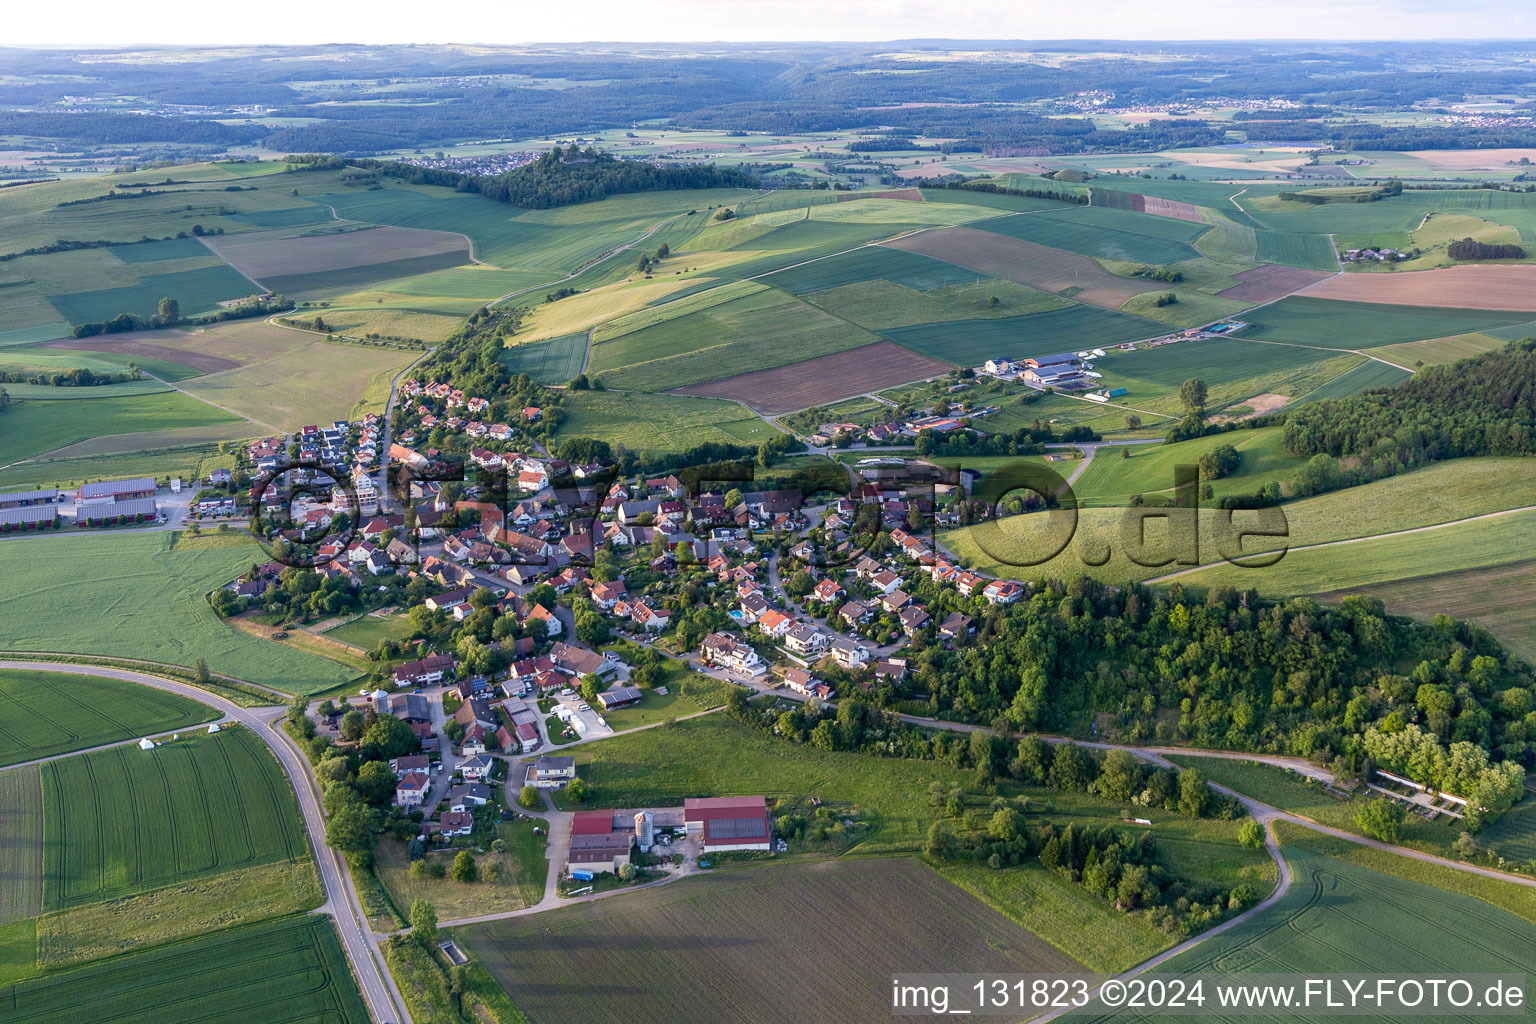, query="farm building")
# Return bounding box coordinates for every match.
[77,498,158,526]
[597,685,642,710]
[684,796,773,853]
[0,505,60,529]
[567,810,635,873]
[77,477,157,505]
[0,488,60,509]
